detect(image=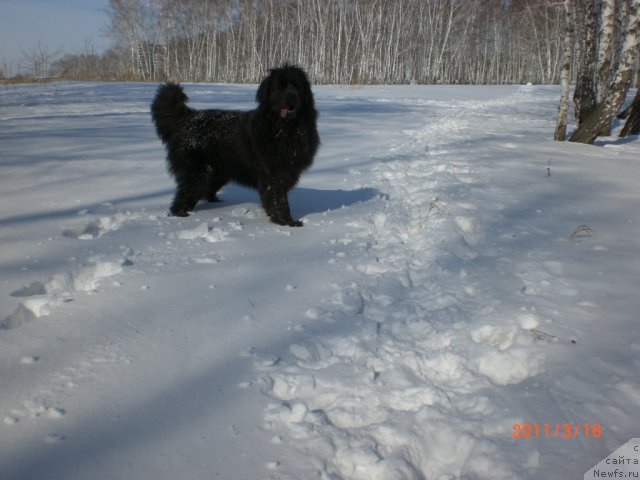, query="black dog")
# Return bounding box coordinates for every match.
[151,65,319,226]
